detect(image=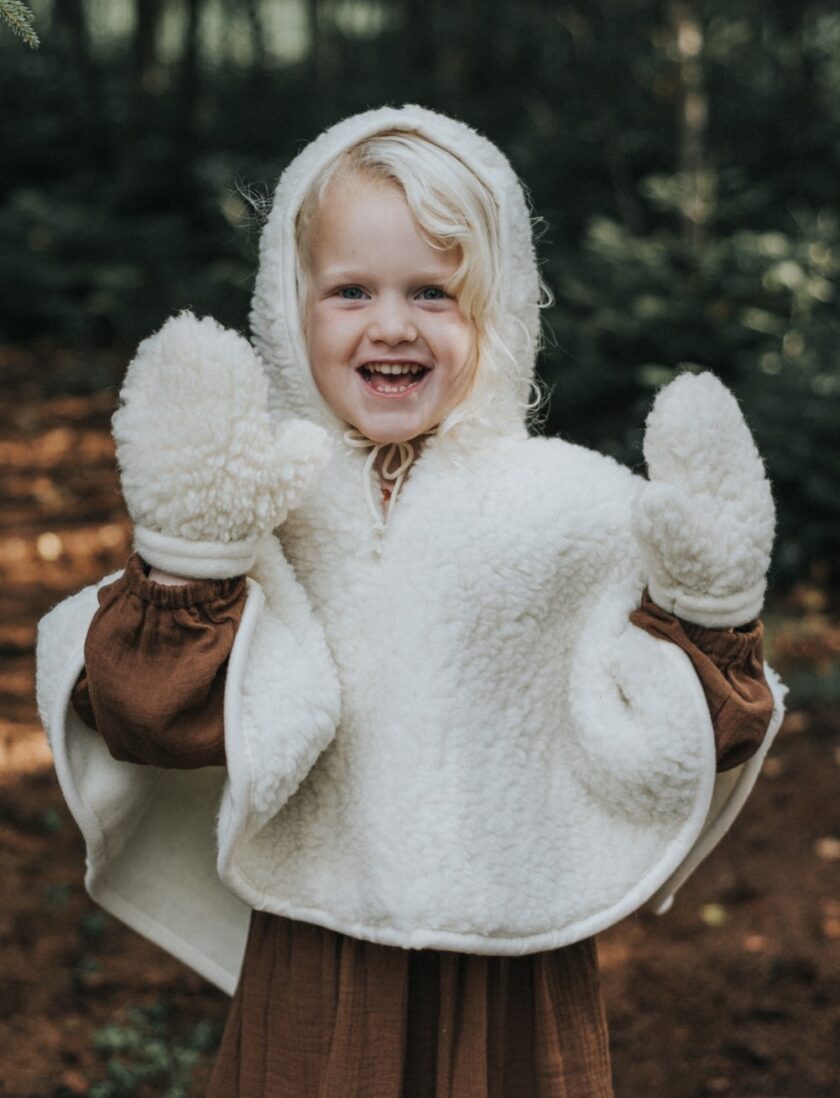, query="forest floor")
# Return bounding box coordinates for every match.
[0,346,838,1097]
